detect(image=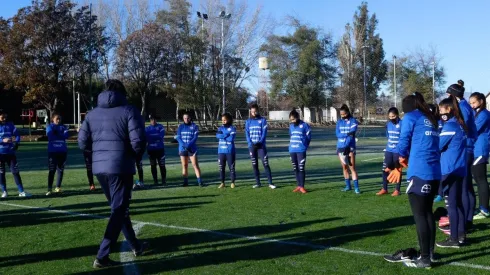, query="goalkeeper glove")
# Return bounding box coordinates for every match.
[387,167,402,184]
